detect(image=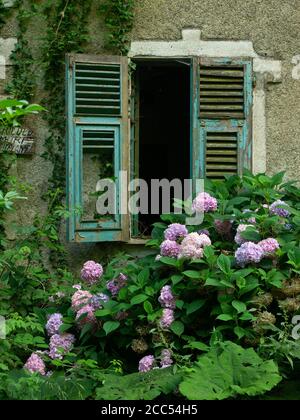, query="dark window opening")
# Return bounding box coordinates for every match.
[134,60,191,237]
